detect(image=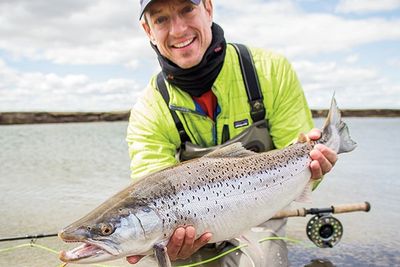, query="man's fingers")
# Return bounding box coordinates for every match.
[310,145,337,179]
[310,160,323,180]
[192,232,212,251]
[315,144,337,165]
[307,128,322,140]
[166,227,186,260]
[176,226,196,259]
[126,255,144,264]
